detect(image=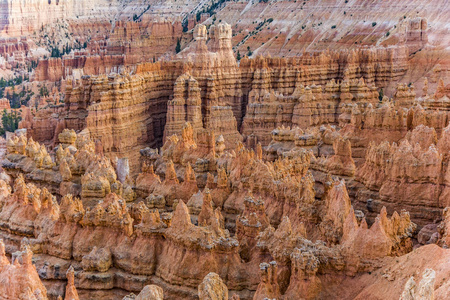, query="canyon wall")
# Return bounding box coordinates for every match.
[24,25,417,174]
[0,0,119,37]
